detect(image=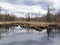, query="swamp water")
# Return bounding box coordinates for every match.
[0,25,60,45]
